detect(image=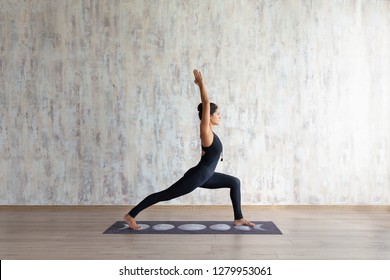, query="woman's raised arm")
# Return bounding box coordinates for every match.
[193,69,213,146]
